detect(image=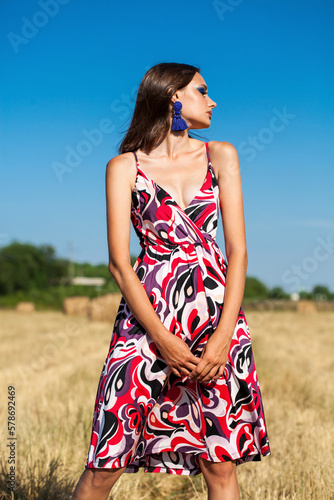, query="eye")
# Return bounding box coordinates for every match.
[198,87,208,96]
